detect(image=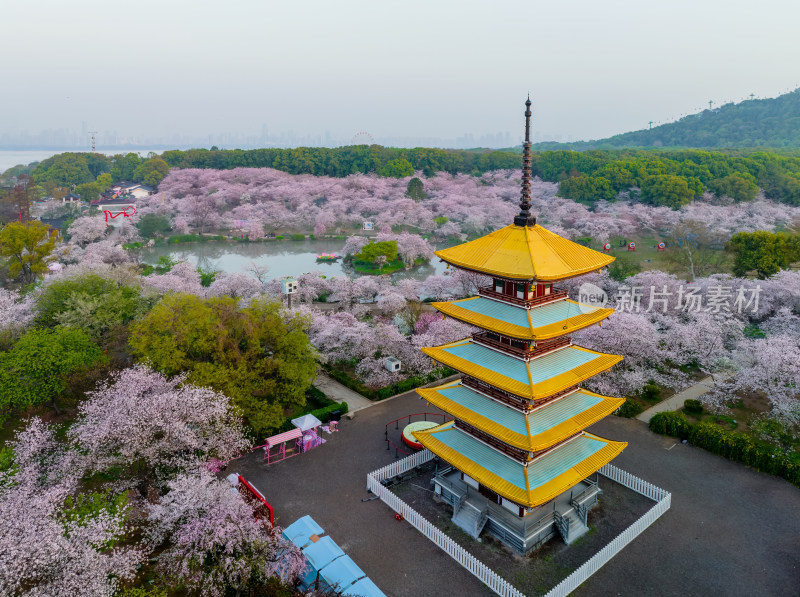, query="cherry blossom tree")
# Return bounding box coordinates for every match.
[376,291,408,315]
[67,216,108,246]
[142,260,205,296]
[68,366,250,490]
[0,419,142,597]
[208,272,264,299]
[150,166,800,245]
[0,287,34,337]
[81,239,132,267]
[147,469,304,596]
[713,335,800,423]
[342,235,369,257]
